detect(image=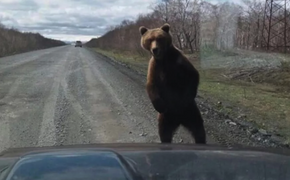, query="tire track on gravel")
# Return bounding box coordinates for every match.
[81,50,159,143]
[37,48,70,147]
[80,51,144,143]
[0,47,65,72]
[0,77,24,152]
[0,48,66,152]
[0,56,64,151]
[52,49,99,145]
